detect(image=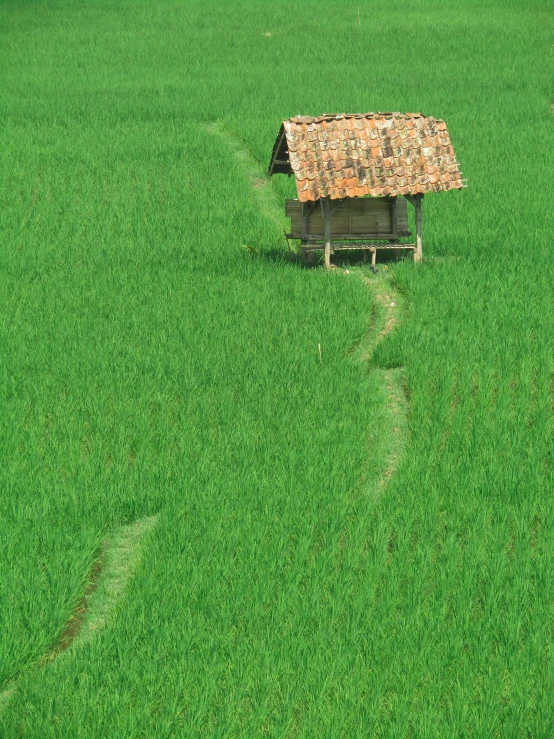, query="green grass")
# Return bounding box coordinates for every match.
[1,0,553,736]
